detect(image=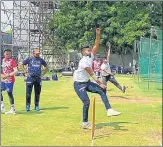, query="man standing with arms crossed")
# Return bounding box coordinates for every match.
[1,49,18,114]
[73,28,121,129]
[21,48,48,111]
